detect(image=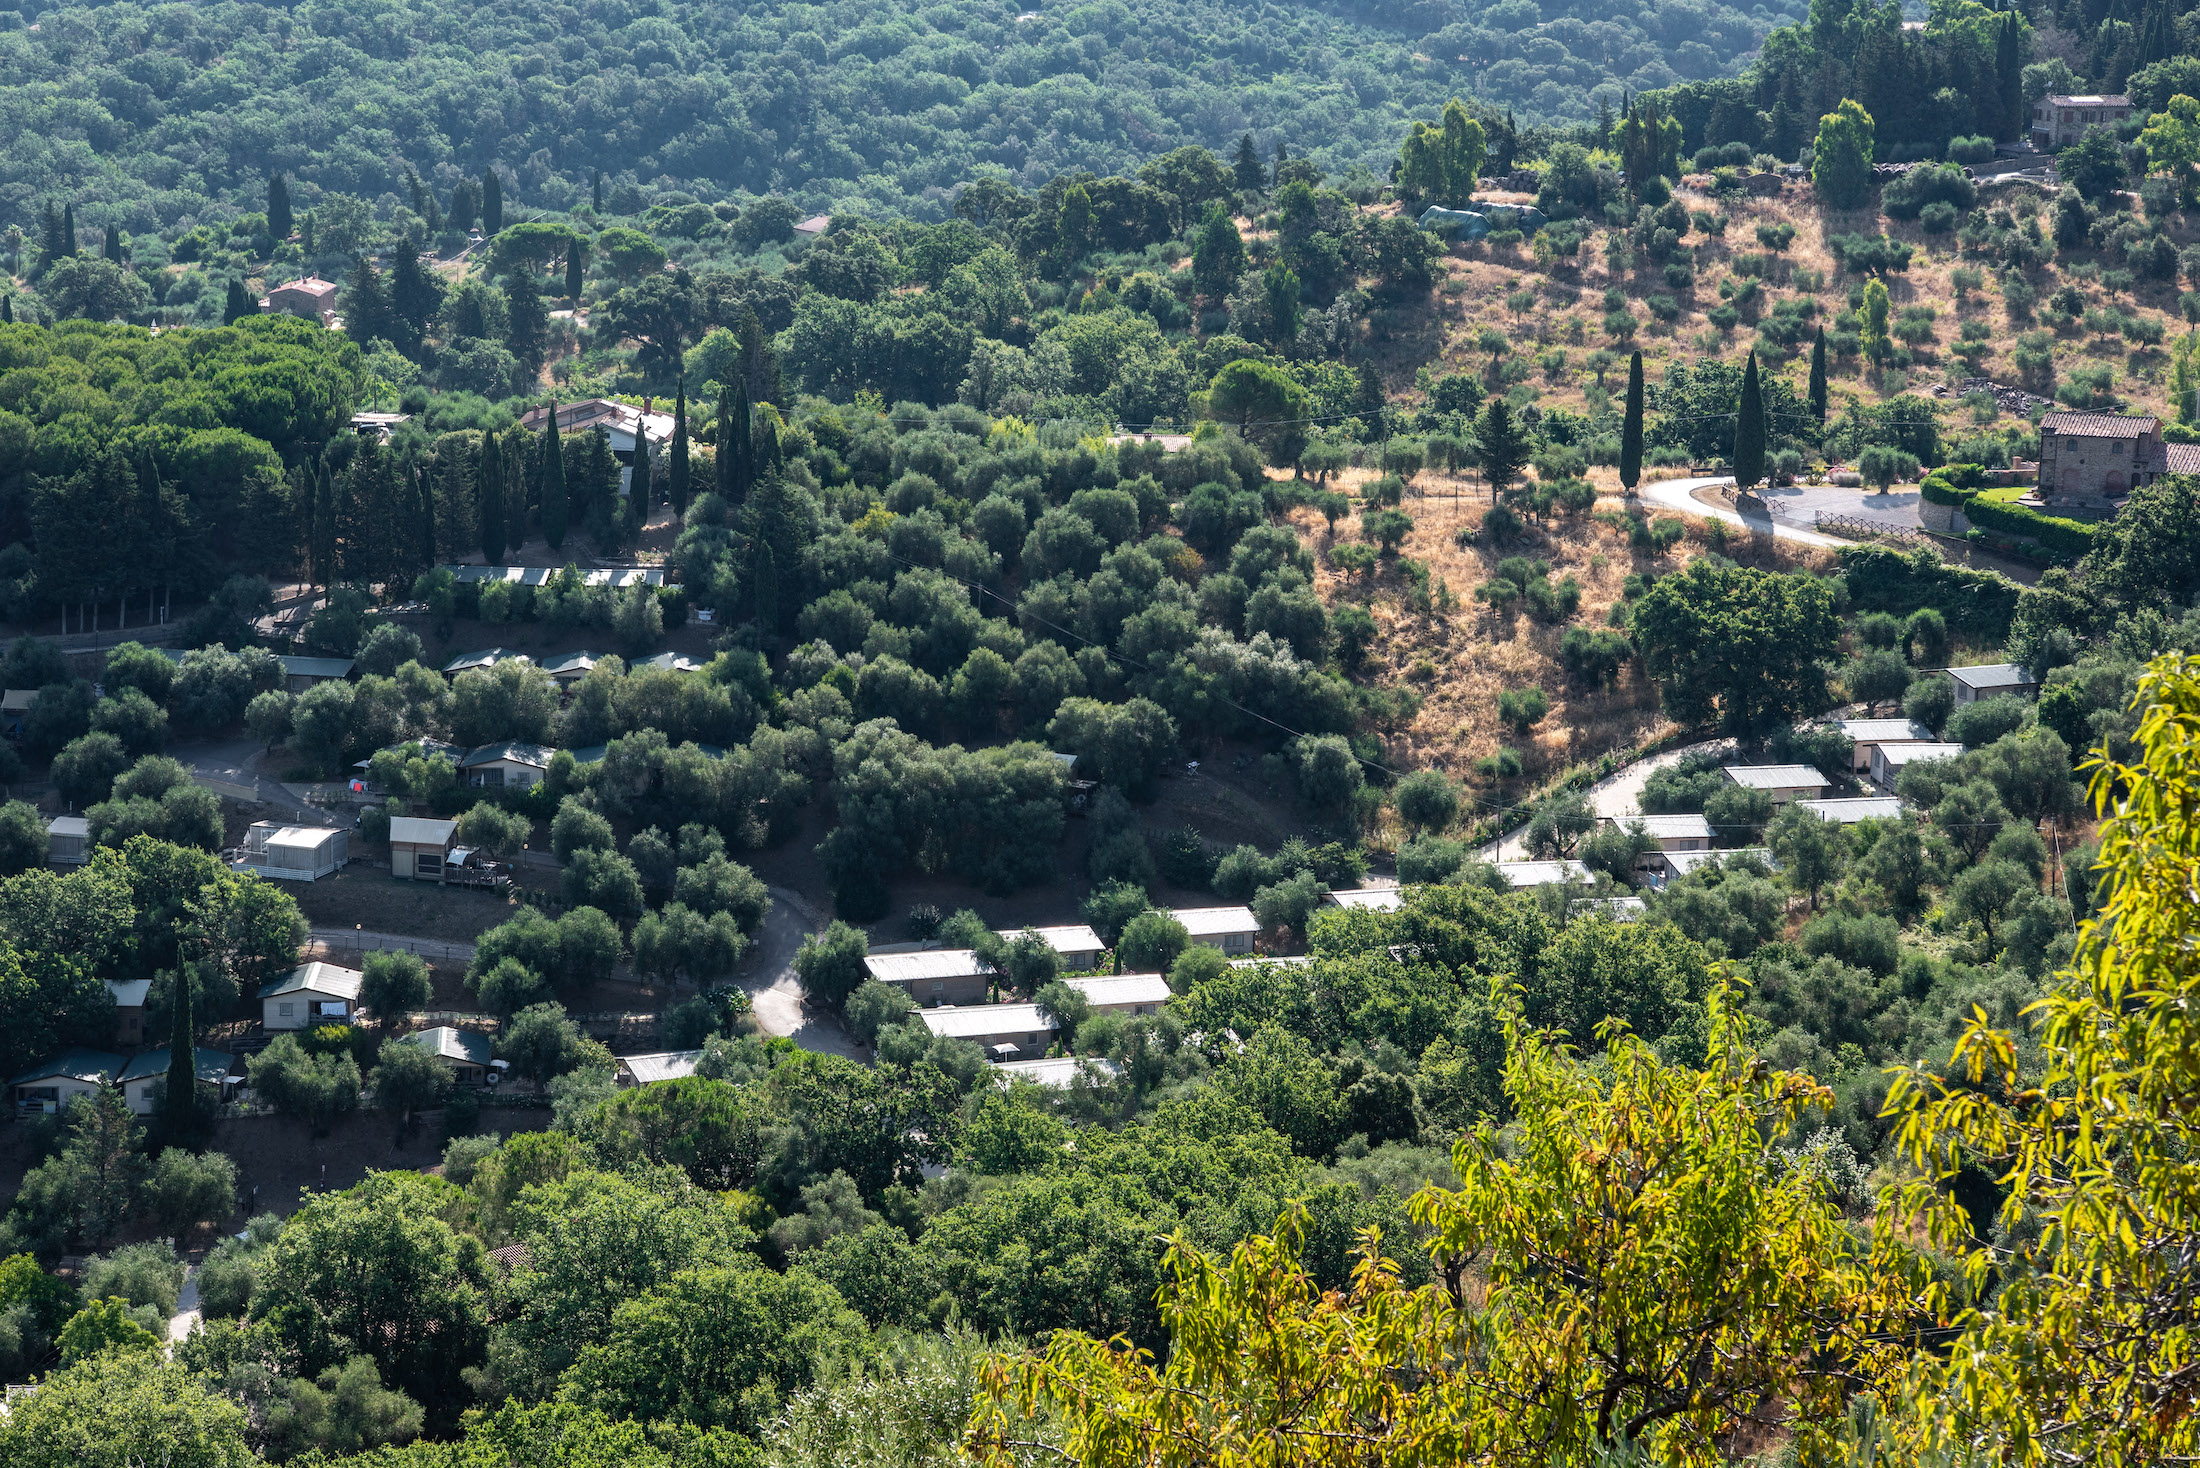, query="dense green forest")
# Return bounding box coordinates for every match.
[0,0,1806,235]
